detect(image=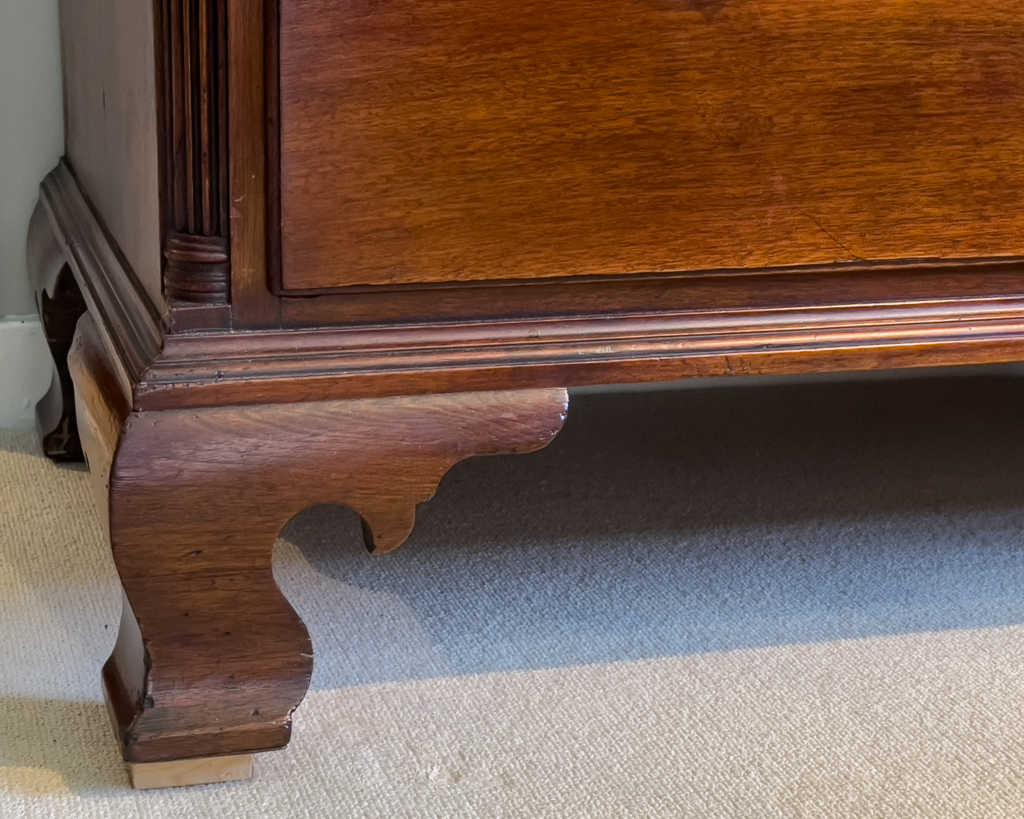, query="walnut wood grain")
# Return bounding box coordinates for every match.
[158,0,232,306]
[59,0,164,309]
[39,161,1024,416]
[70,309,568,763]
[141,296,1024,410]
[43,0,1024,784]
[277,257,1024,327]
[274,0,1024,291]
[161,0,229,241]
[38,162,163,403]
[226,0,280,327]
